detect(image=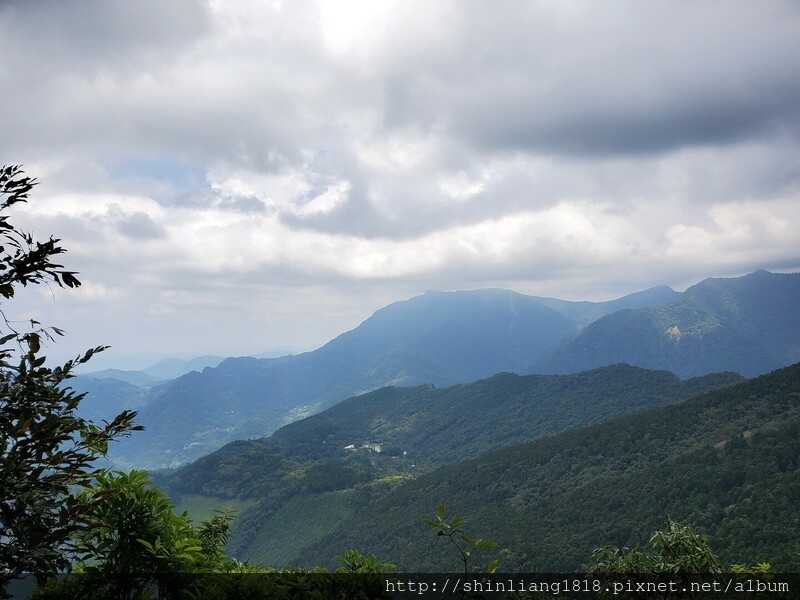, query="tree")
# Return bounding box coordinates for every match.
[425,504,499,578]
[589,519,772,599]
[0,165,141,588]
[34,470,393,600]
[30,470,237,600]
